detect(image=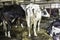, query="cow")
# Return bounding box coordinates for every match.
[47,18,60,40]
[26,3,50,37]
[53,33,60,40]
[1,4,25,38]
